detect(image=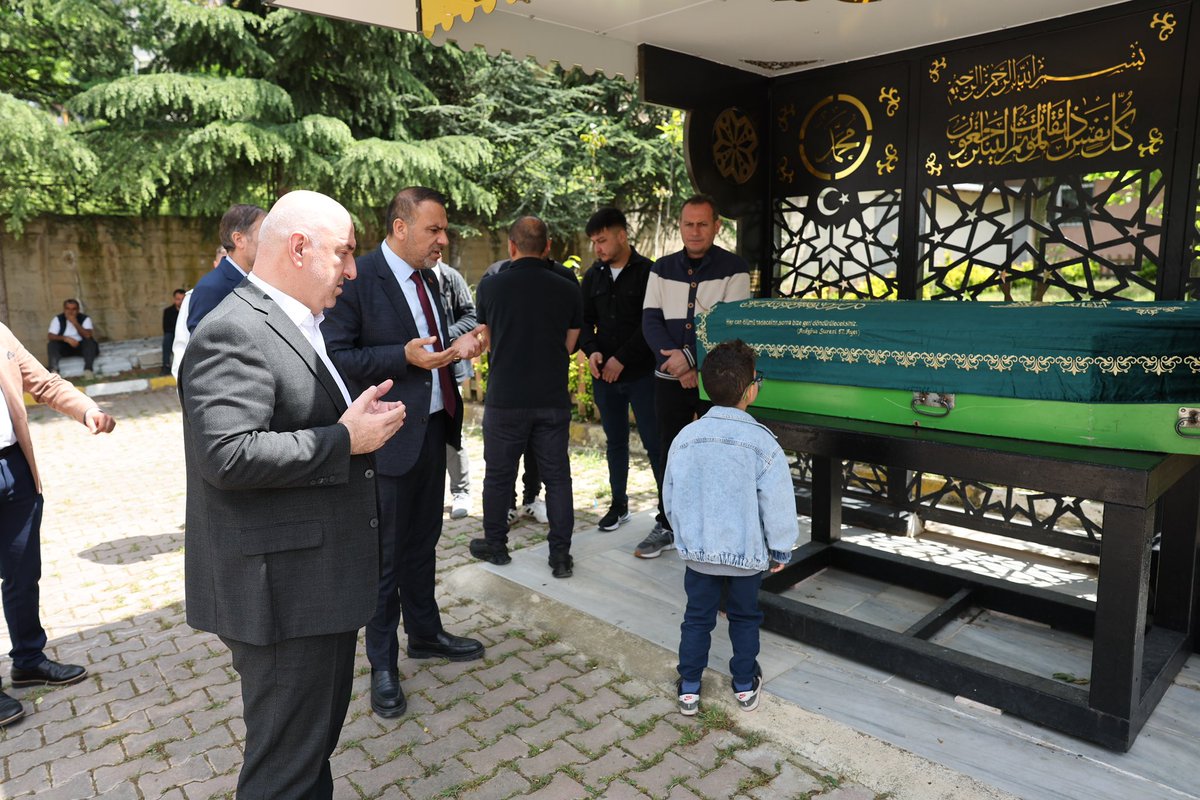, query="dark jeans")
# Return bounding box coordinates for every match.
[482,406,573,555]
[367,413,448,670]
[592,373,662,510]
[223,629,357,800]
[161,333,174,375]
[48,339,99,372]
[677,567,764,686]
[0,445,48,672]
[654,377,710,529]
